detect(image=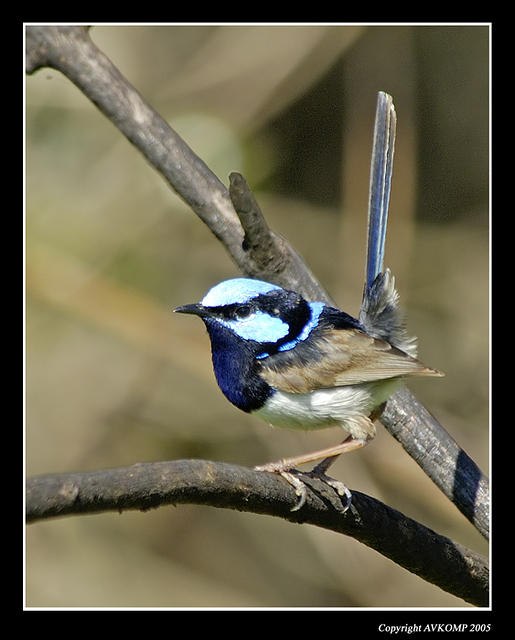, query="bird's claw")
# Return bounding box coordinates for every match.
[255,464,352,513]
